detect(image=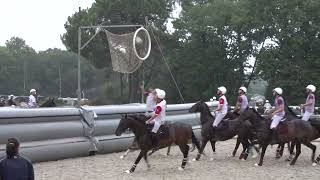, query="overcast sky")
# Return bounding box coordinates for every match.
[0,0,95,51]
